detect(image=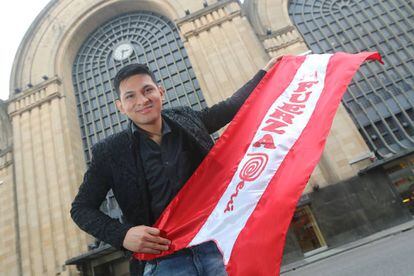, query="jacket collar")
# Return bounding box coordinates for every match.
[126,108,213,155]
[162,109,213,154]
